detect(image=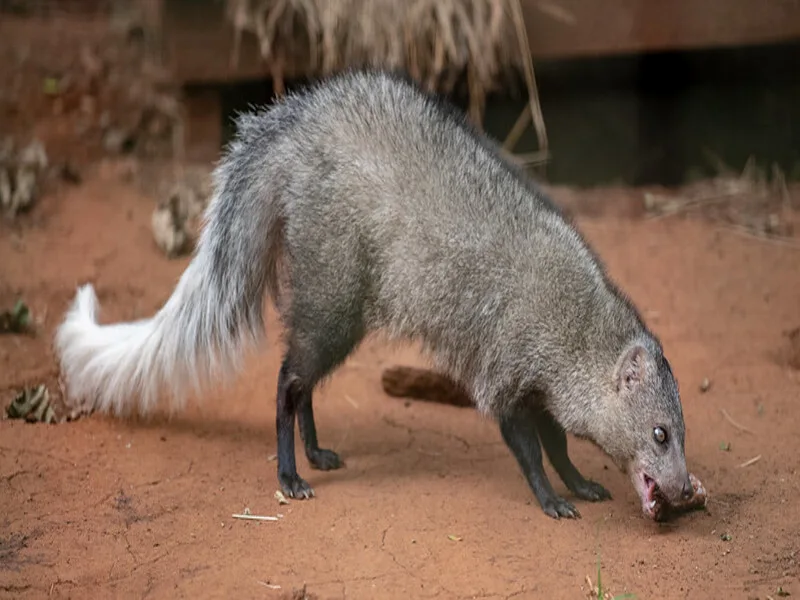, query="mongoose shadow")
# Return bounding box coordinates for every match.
[107,402,617,504]
[54,68,693,521]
